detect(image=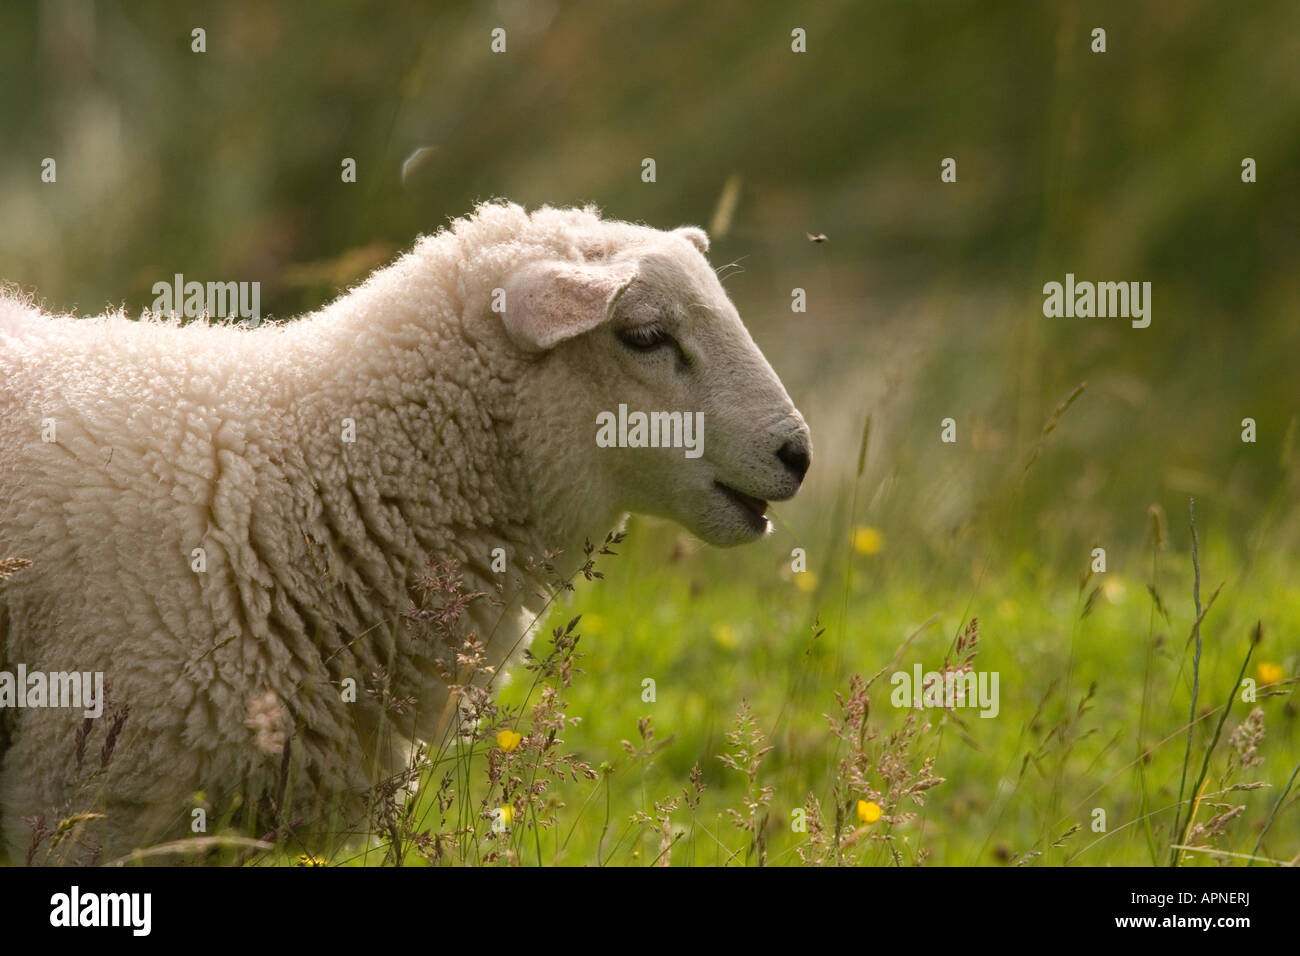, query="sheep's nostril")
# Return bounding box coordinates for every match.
[777,440,811,483]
